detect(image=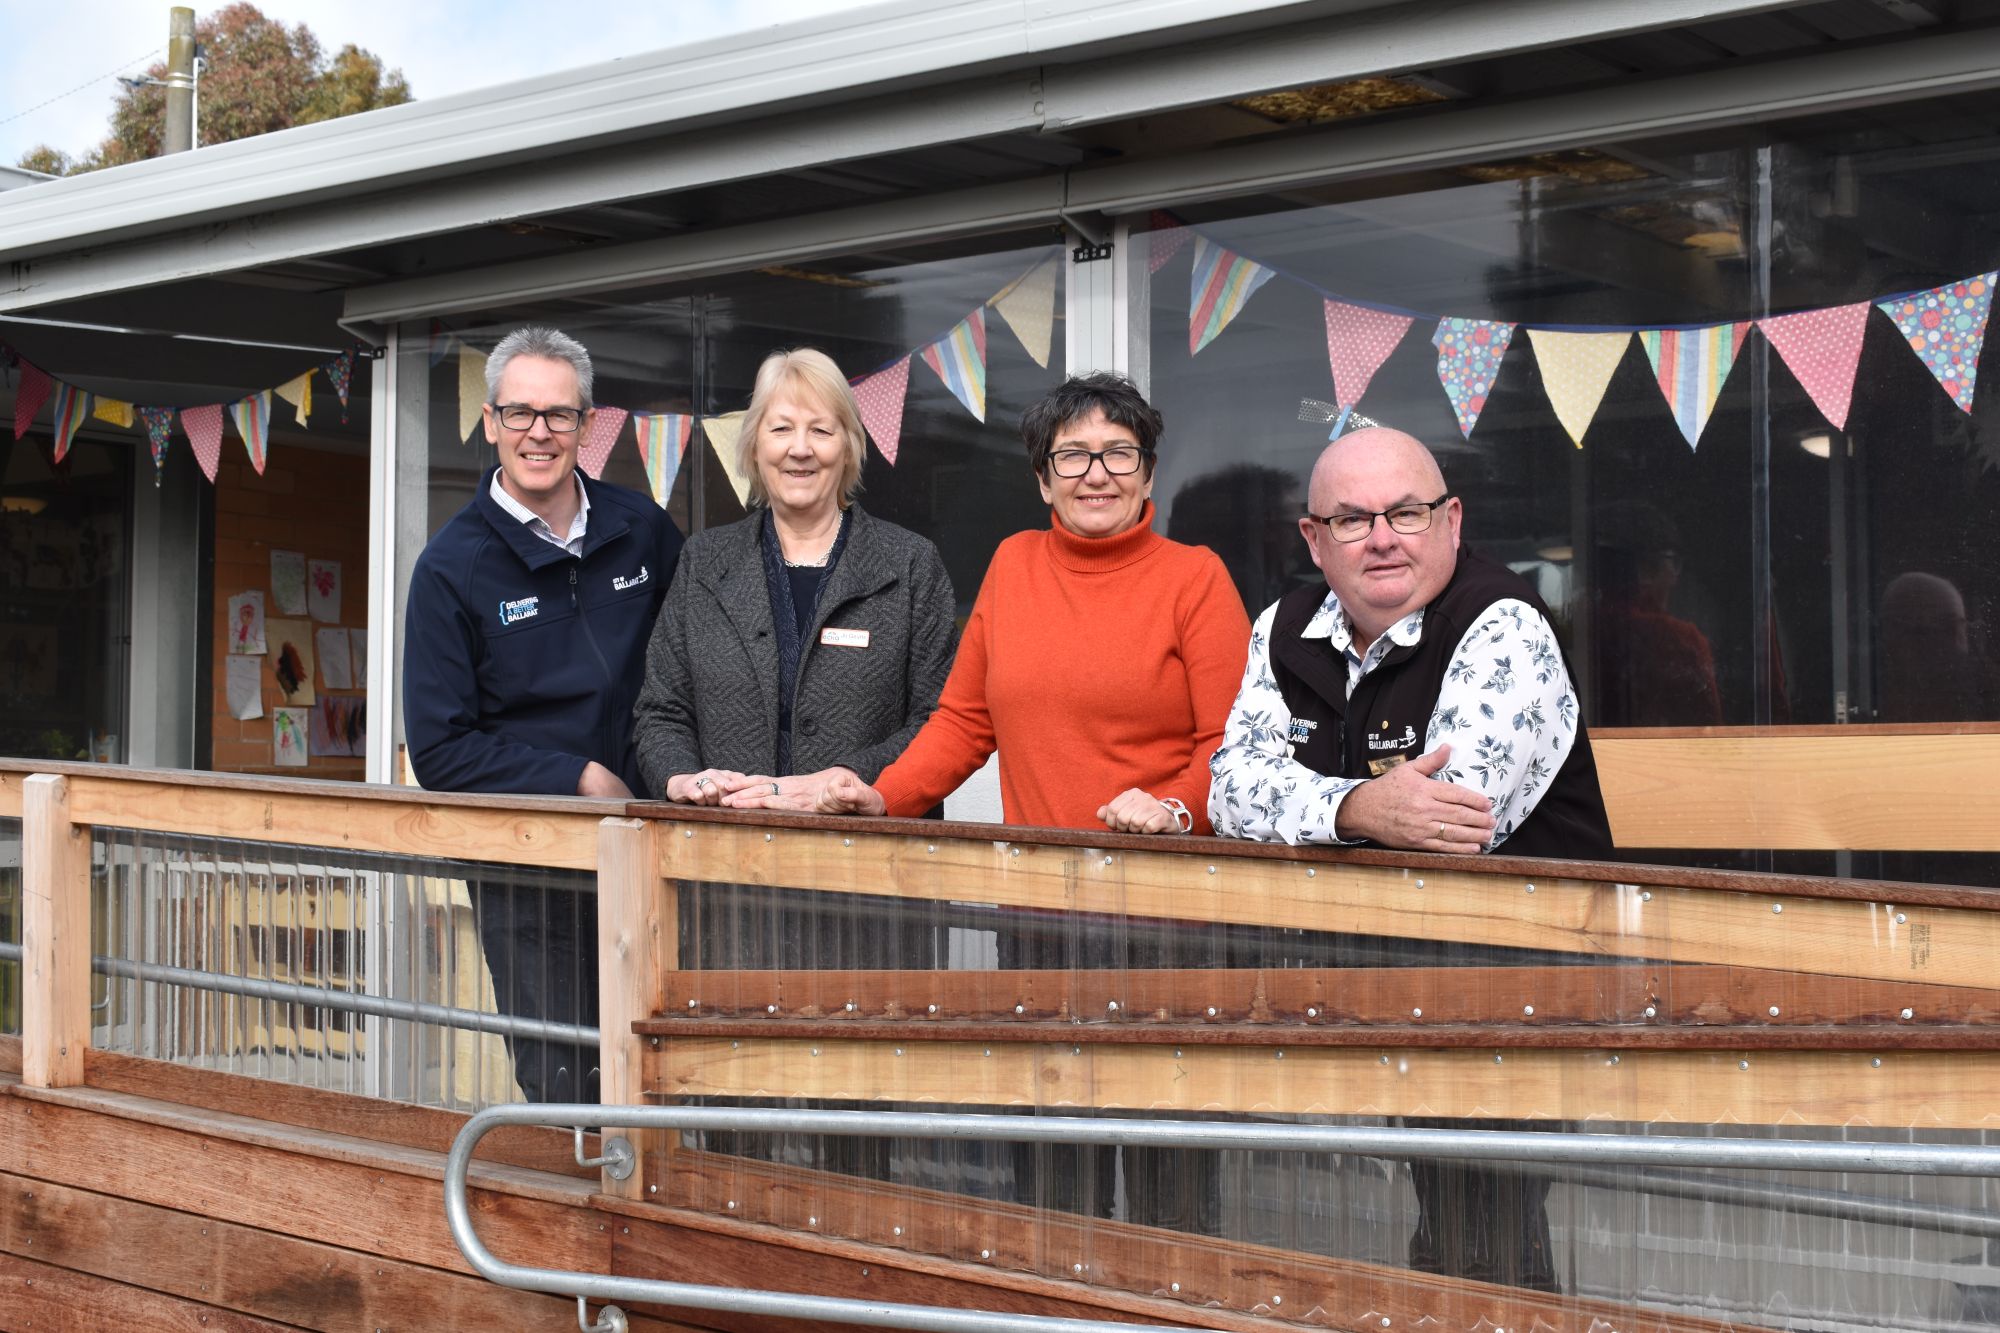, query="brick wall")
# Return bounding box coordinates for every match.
[209,446,370,778]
